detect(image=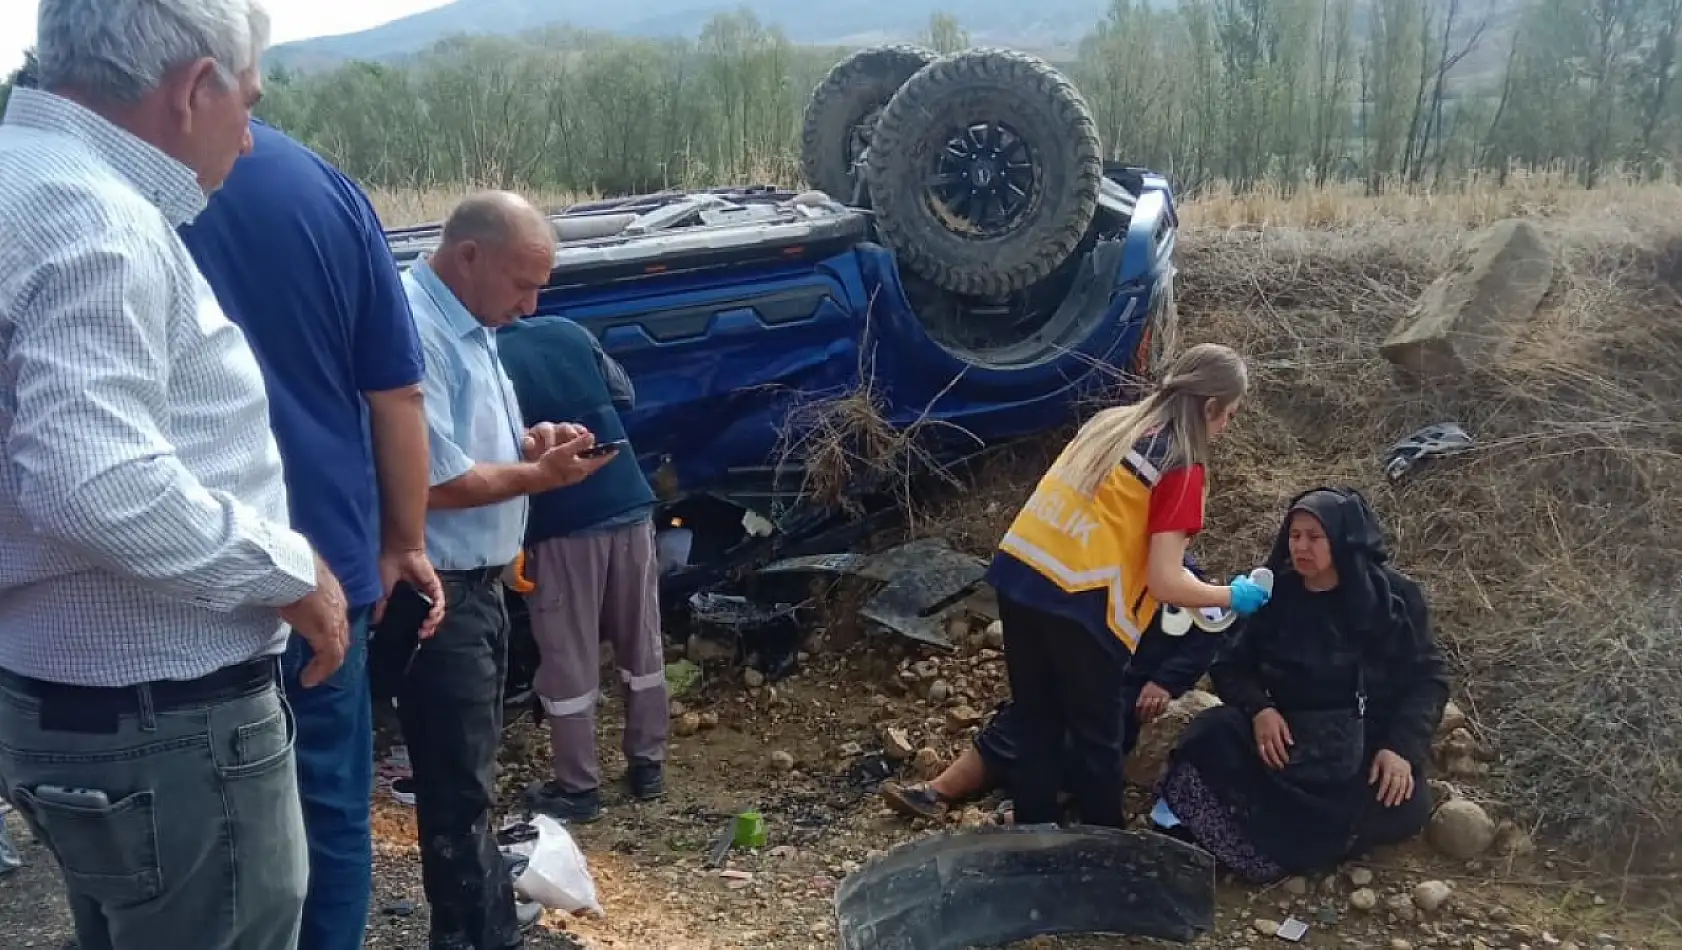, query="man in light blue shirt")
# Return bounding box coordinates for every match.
[406,252,532,571]
[393,190,615,950]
